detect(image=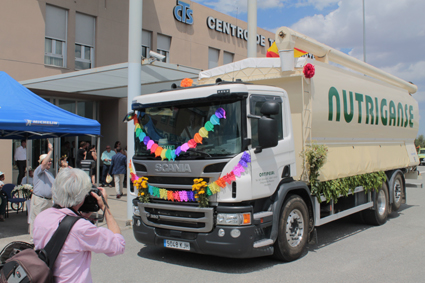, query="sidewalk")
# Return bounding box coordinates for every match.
[0,185,132,249]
